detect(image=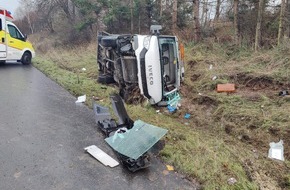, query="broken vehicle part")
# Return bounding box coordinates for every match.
[84,145,119,167]
[93,94,167,172]
[97,25,184,106]
[105,120,168,160]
